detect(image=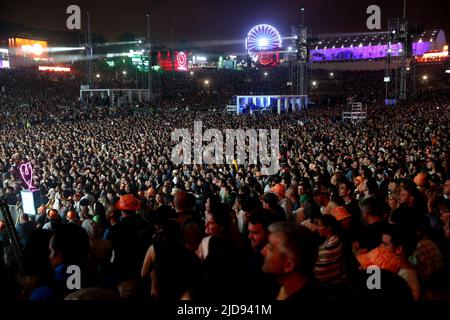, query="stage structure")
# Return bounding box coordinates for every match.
[80,87,151,106]
[227,95,308,115]
[342,102,367,122]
